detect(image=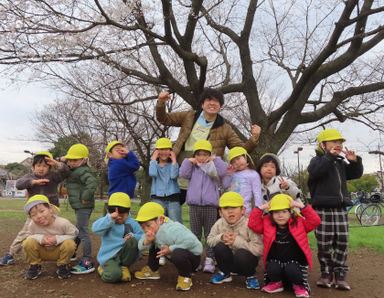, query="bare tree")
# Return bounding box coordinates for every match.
[1,0,384,157]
